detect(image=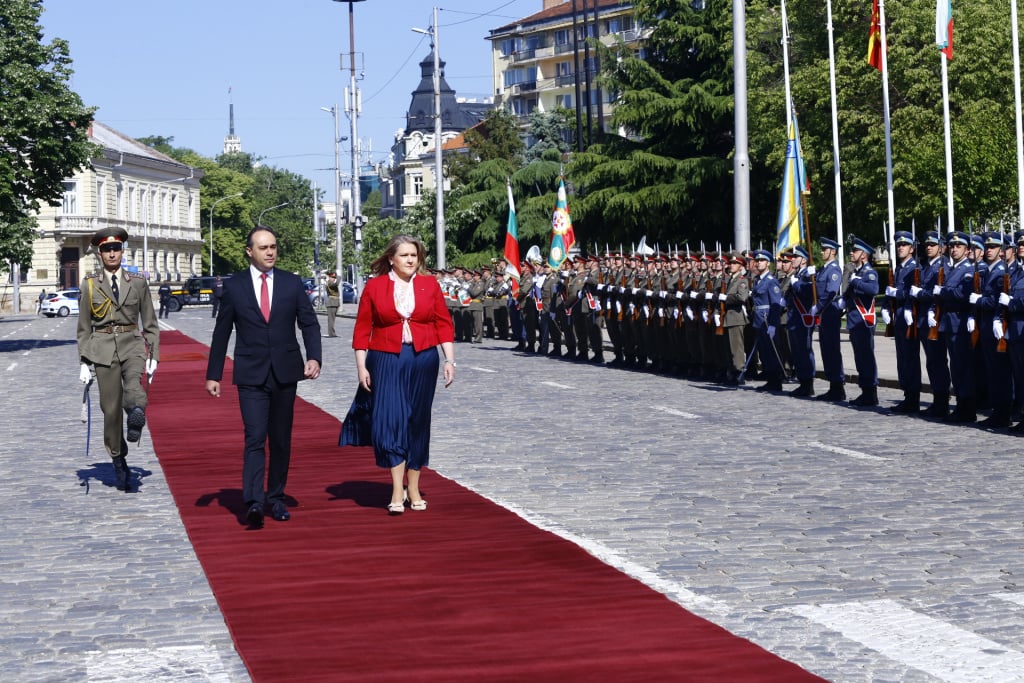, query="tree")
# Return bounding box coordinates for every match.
[0,0,95,271]
[526,109,573,161]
